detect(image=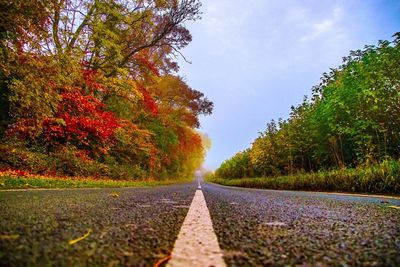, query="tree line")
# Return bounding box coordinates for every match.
[216,33,400,179]
[0,0,211,179]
